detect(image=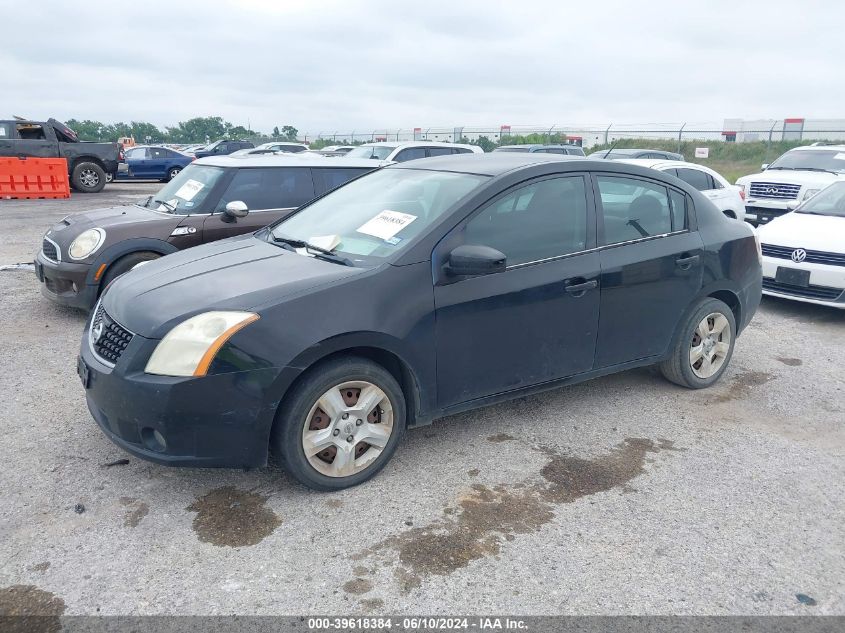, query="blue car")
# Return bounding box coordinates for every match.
[117,146,193,182]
